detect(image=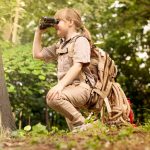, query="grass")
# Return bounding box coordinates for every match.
[0,120,150,150]
[143,120,150,131]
